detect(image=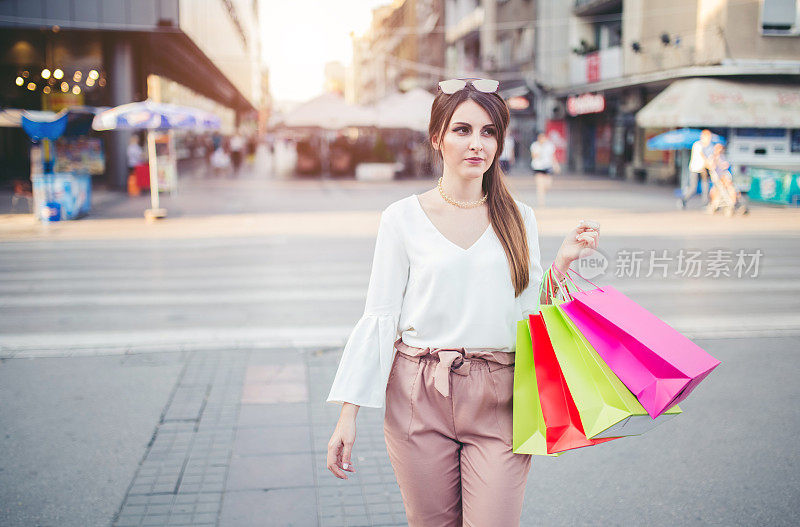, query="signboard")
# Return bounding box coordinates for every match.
[42,92,84,112]
[643,128,671,164]
[507,96,530,111]
[567,93,605,116]
[54,137,105,175]
[154,131,178,192]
